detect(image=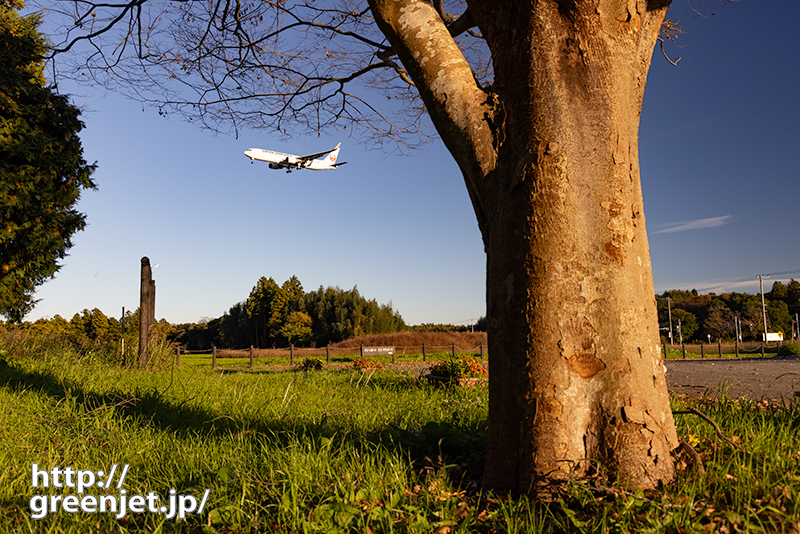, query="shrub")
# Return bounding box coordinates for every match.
[298,357,324,372]
[428,355,487,378]
[777,341,800,356]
